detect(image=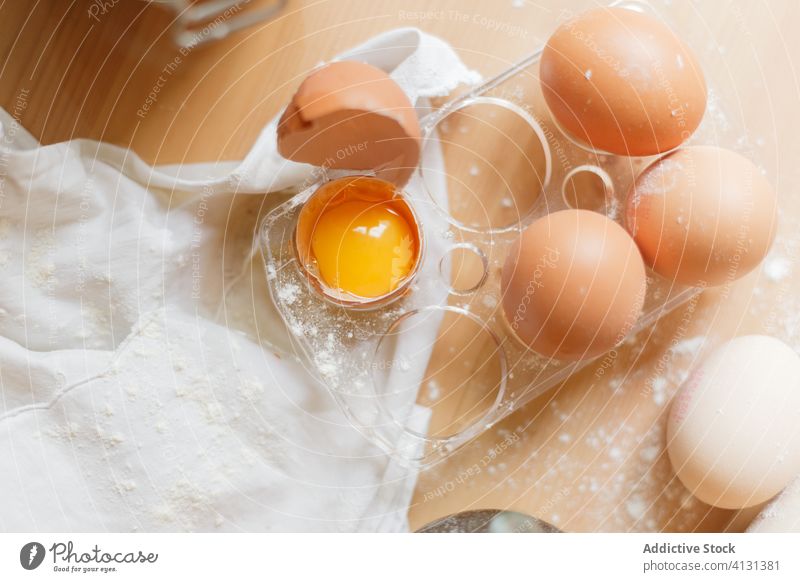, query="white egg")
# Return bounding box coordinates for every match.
[667,335,800,509]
